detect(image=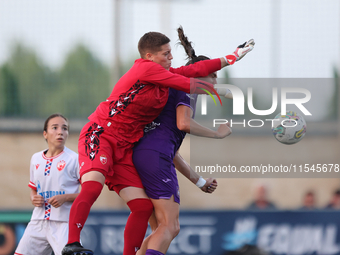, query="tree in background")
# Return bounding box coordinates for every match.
[0,64,21,116]
[50,44,110,118]
[5,43,56,118]
[0,42,110,119]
